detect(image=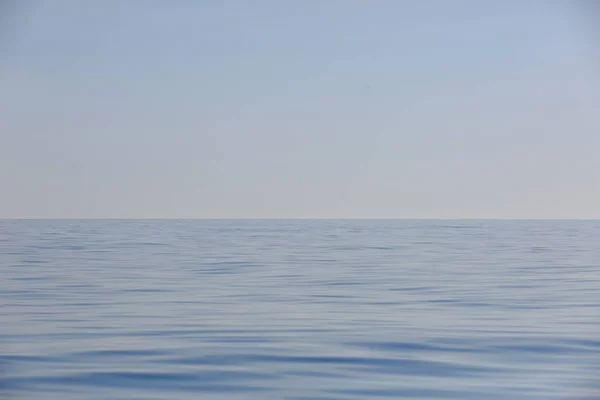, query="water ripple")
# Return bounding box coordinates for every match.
[1,219,598,399]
